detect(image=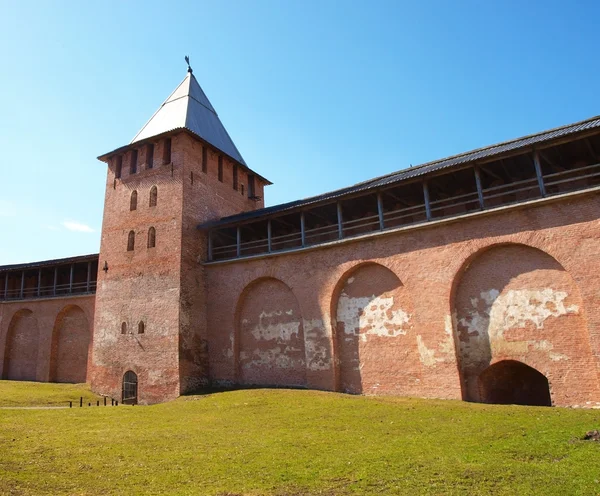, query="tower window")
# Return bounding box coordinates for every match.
[233,165,238,190]
[115,155,122,179]
[202,146,207,173]
[121,322,127,334]
[138,321,145,334]
[240,184,245,196]
[163,138,172,164]
[130,190,138,211]
[130,149,138,174]
[147,143,154,169]
[149,186,157,207]
[127,230,135,251]
[147,227,156,248]
[218,155,223,182]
